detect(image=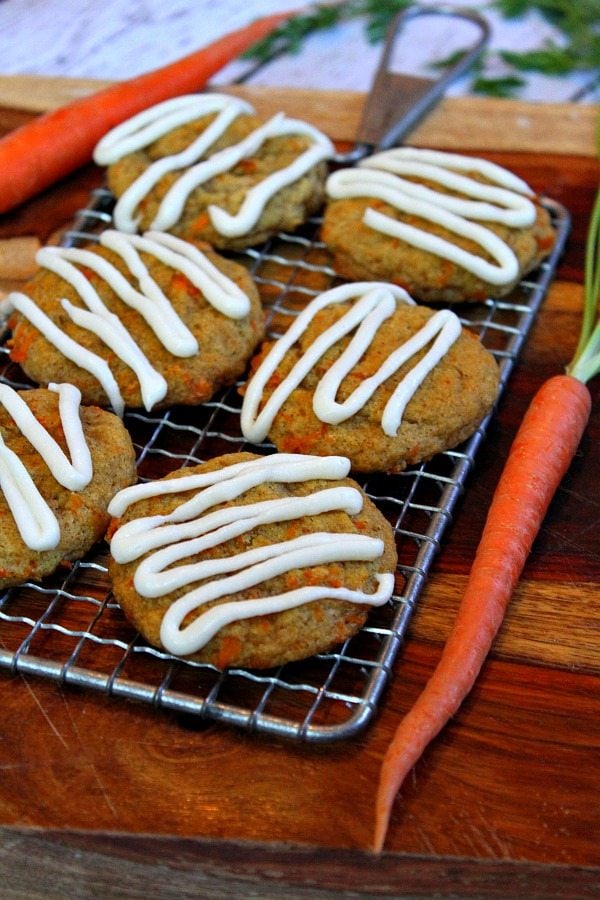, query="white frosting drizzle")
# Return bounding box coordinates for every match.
[38,244,167,411]
[104,231,251,320]
[94,94,254,165]
[109,453,351,520]
[5,229,253,414]
[364,148,535,212]
[5,291,125,417]
[109,453,394,658]
[0,436,60,552]
[170,114,333,238]
[0,383,93,551]
[159,539,394,657]
[240,282,461,442]
[76,234,198,355]
[326,147,539,286]
[94,93,334,236]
